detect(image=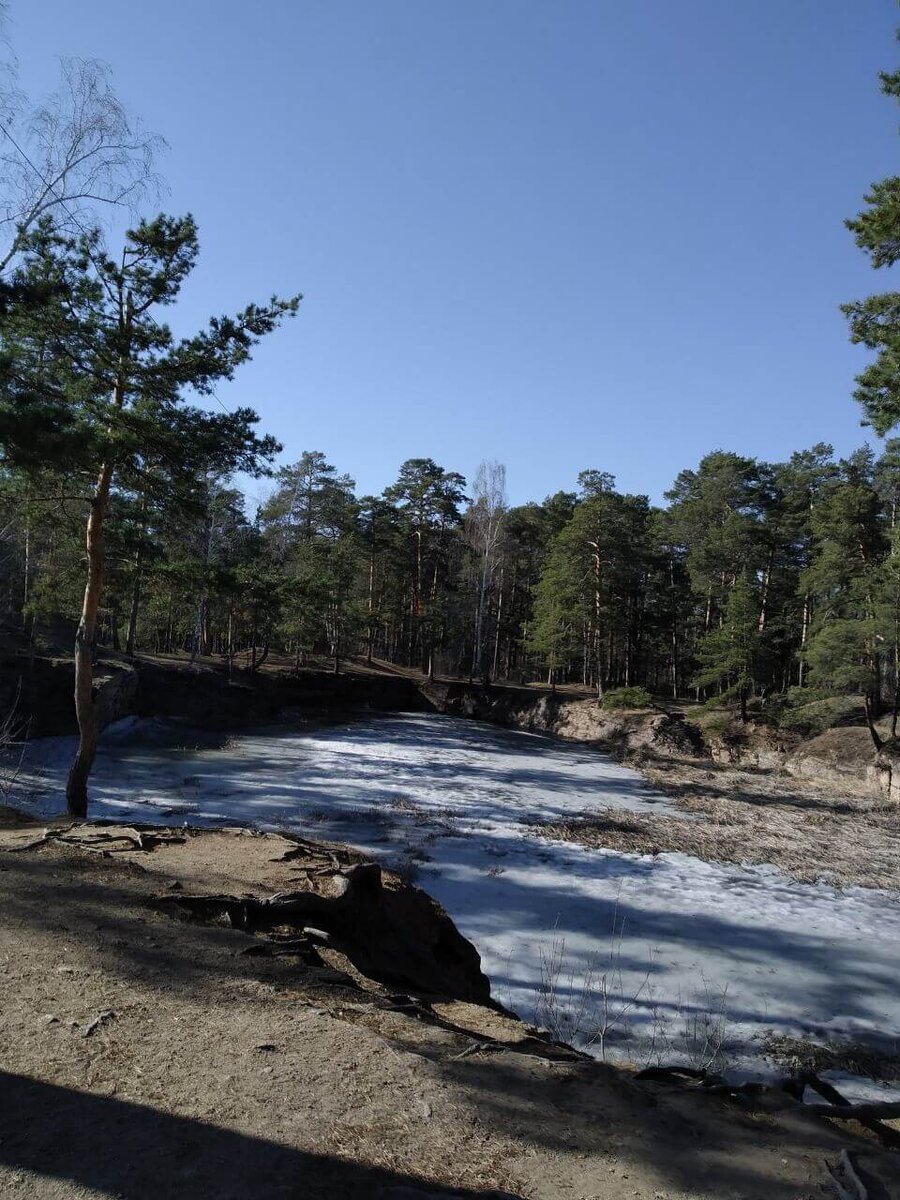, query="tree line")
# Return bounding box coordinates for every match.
[1,19,900,816]
[7,437,900,736]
